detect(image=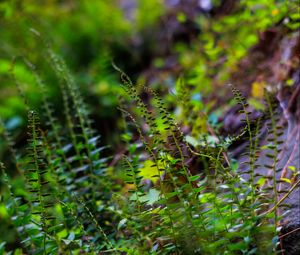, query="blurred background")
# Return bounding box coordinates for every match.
[1,0,297,144]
